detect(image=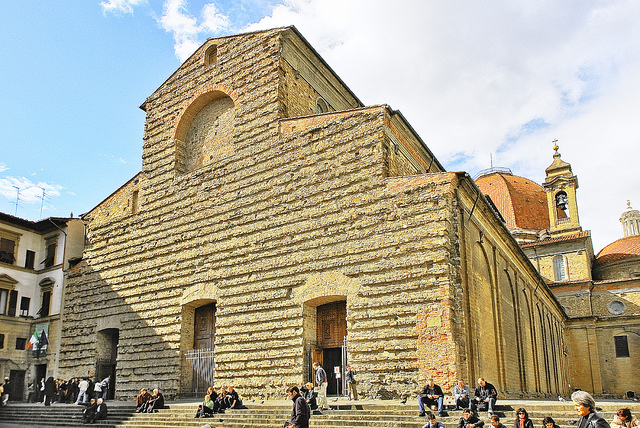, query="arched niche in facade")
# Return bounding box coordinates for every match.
[174,90,237,174]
